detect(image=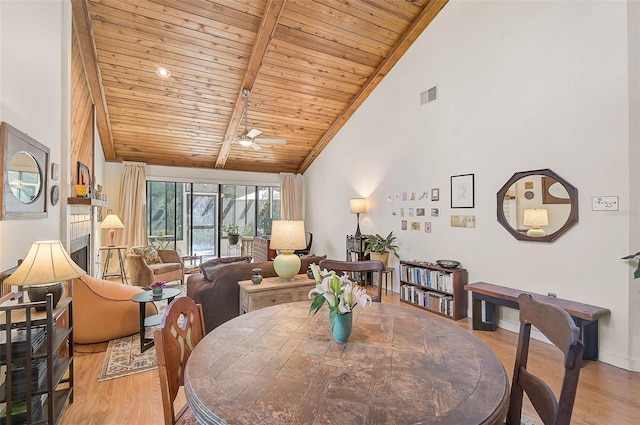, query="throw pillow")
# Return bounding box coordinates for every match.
[131,246,162,265]
[200,256,251,281]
